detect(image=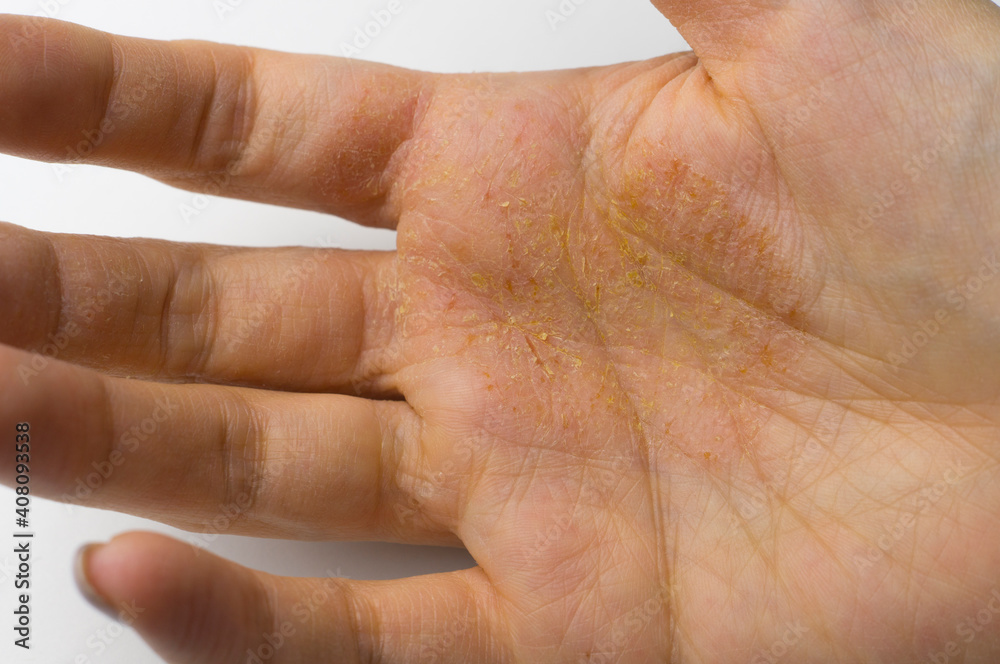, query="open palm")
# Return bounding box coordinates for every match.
[3,2,1000,662]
